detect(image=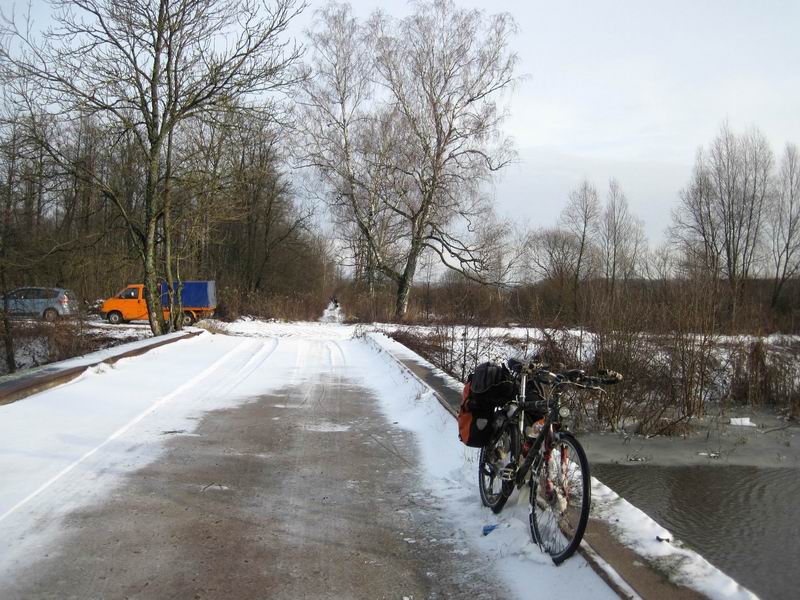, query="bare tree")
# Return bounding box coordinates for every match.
[673,152,723,280]
[301,0,518,319]
[673,124,773,323]
[1,0,305,334]
[560,179,599,316]
[769,143,800,307]
[710,125,773,311]
[528,227,580,315]
[598,178,644,298]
